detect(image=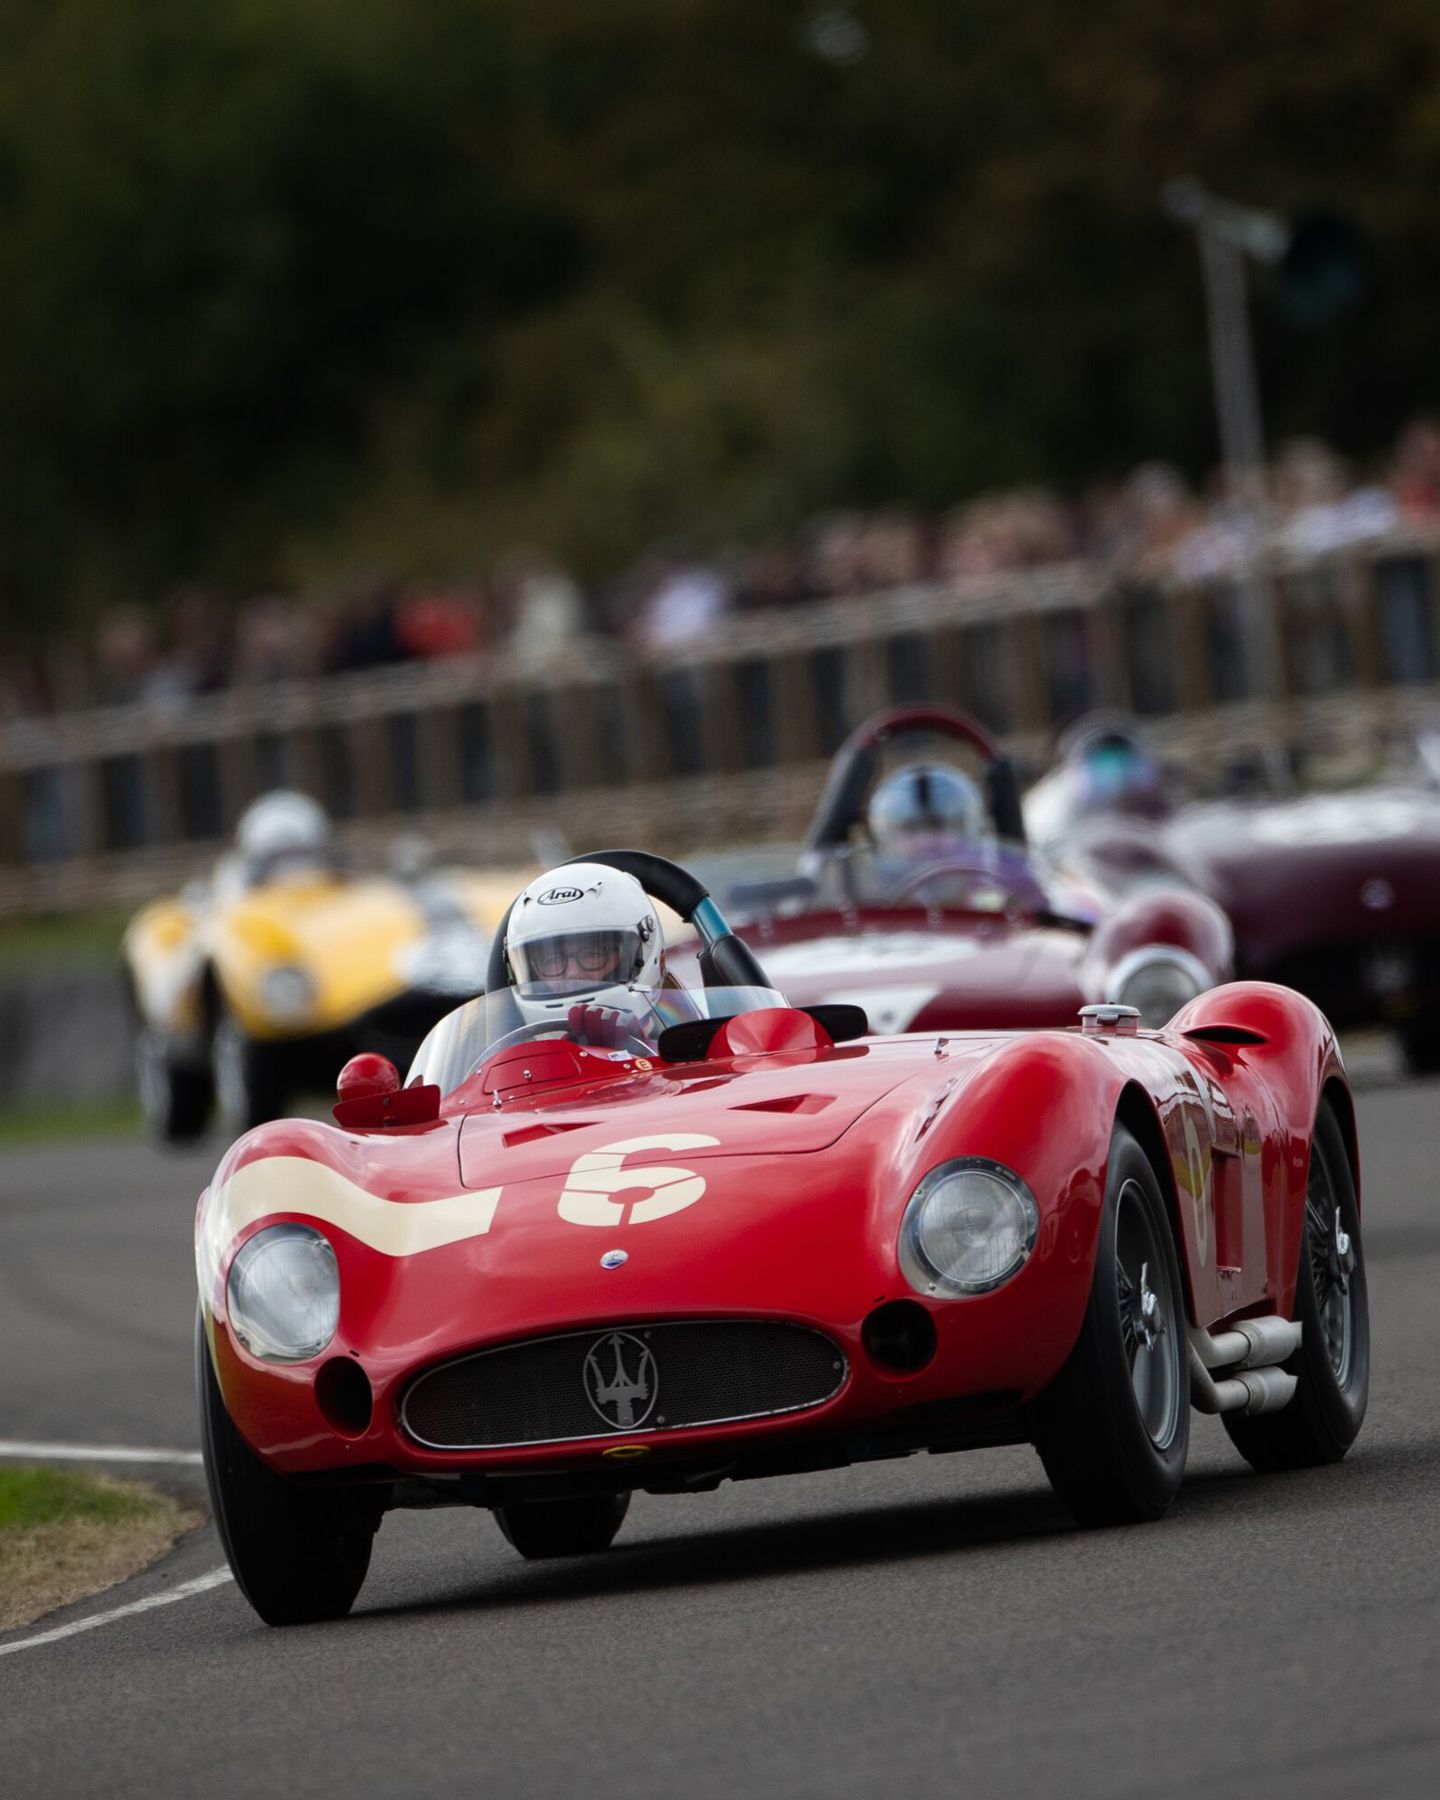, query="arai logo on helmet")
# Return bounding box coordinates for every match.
[539,885,586,905]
